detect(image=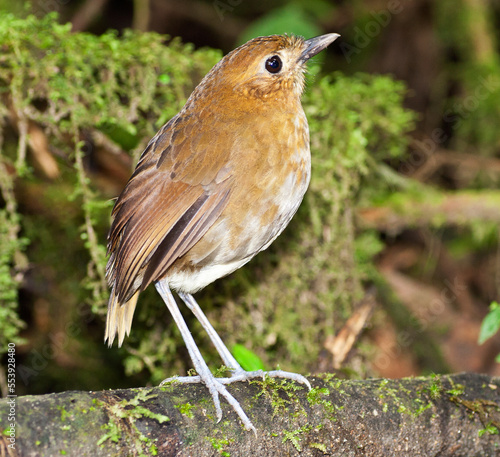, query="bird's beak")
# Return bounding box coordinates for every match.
[299,33,340,63]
